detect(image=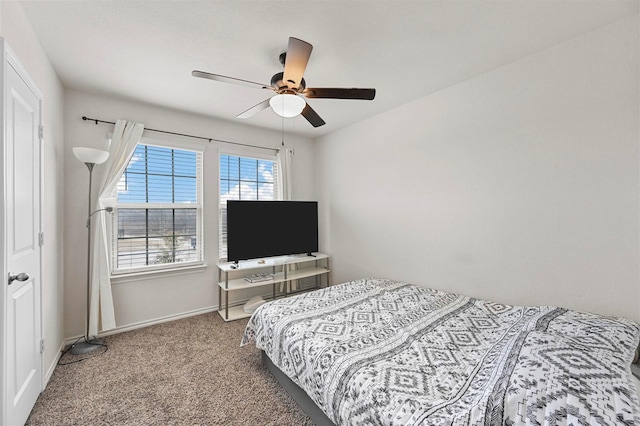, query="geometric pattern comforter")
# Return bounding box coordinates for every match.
[241,279,640,425]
